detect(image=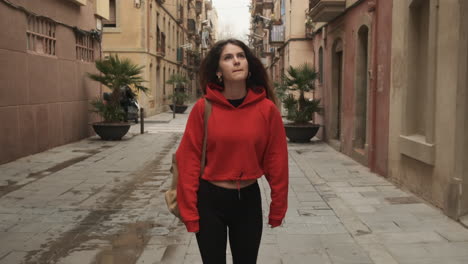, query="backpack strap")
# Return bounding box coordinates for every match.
[200,98,212,176]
